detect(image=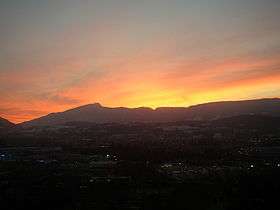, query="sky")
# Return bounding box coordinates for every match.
[0,0,280,123]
